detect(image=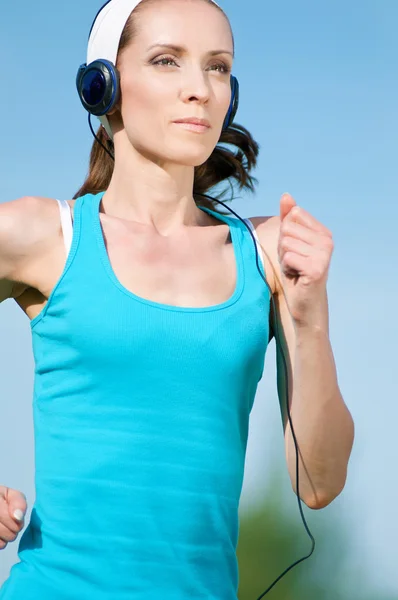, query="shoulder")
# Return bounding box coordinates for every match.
[245,215,282,296]
[0,195,61,232]
[0,195,63,255]
[0,195,64,294]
